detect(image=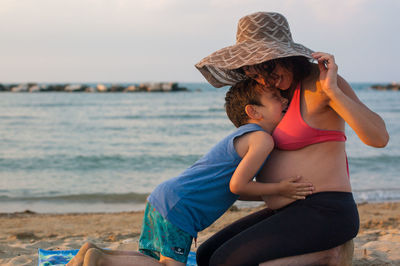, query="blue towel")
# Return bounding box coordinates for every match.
[38,249,197,266]
[38,249,79,266]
